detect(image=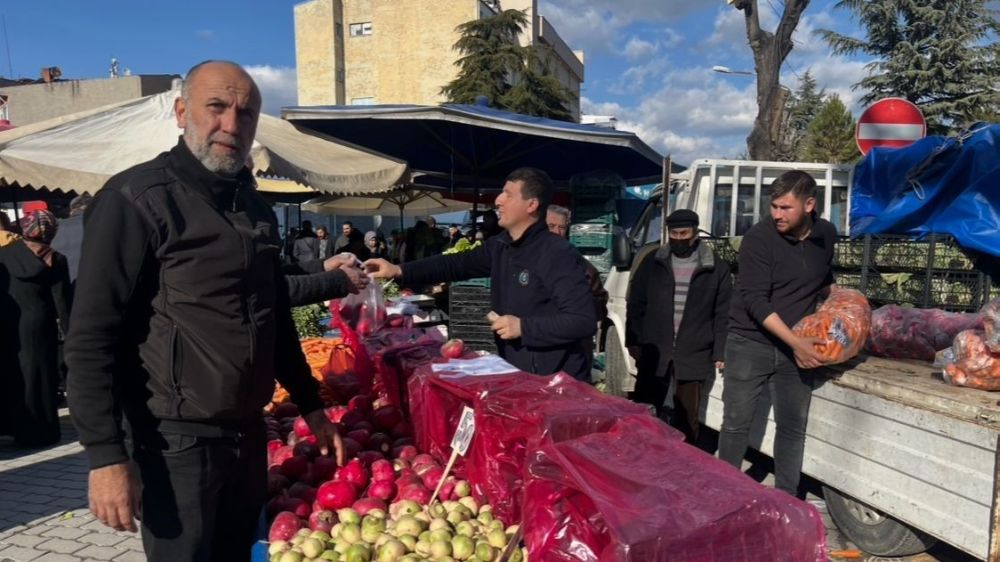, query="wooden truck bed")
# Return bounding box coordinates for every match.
[703,355,999,560]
